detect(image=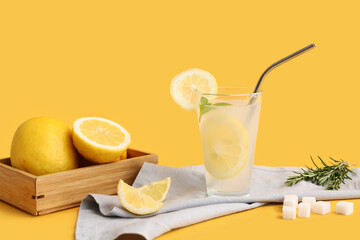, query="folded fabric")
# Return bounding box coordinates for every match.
[76,163,360,240]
